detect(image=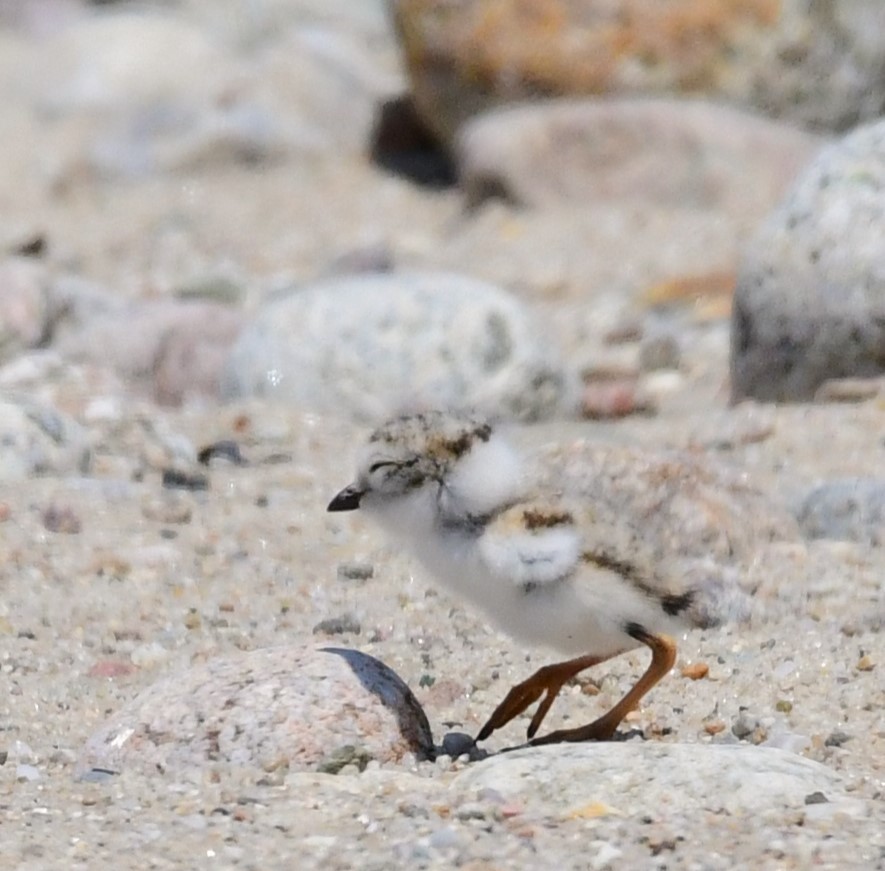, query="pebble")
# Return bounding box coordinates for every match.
[336,562,375,582]
[42,503,82,534]
[731,710,760,740]
[795,478,885,546]
[16,764,41,782]
[313,614,362,636]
